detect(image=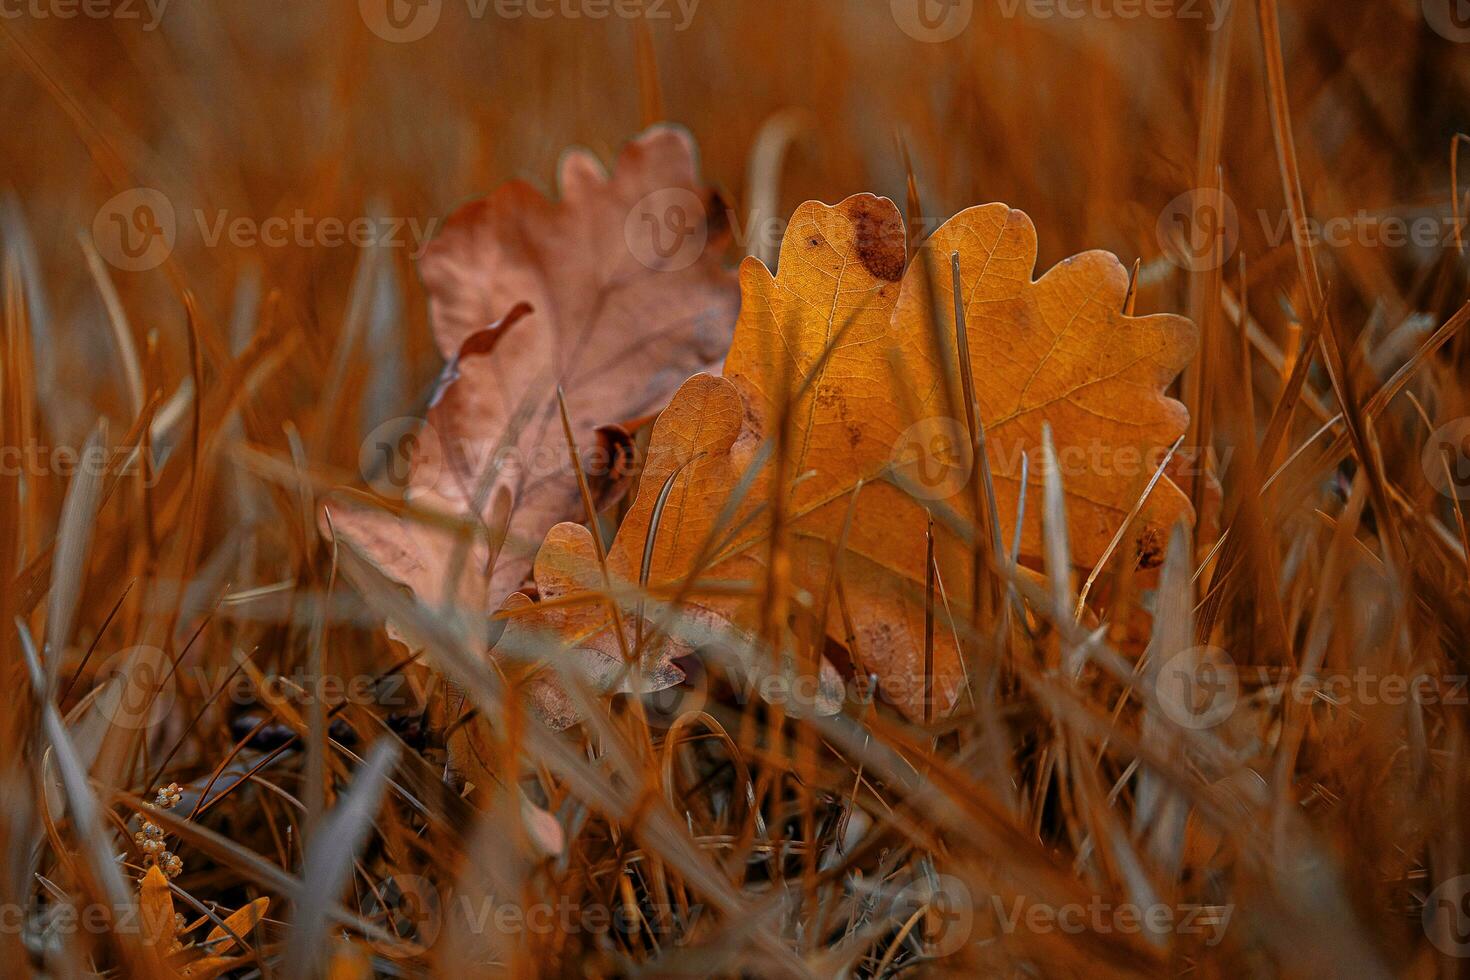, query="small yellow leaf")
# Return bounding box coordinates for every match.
[203,895,269,954]
[139,865,176,952]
